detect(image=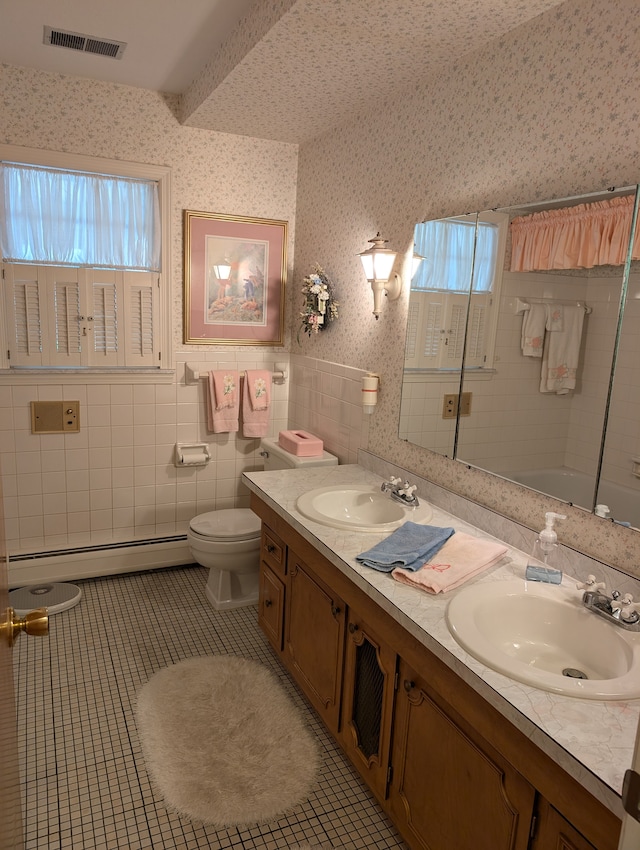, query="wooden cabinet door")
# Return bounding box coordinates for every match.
[258,564,285,653]
[532,799,599,850]
[341,611,397,803]
[389,659,535,850]
[284,553,345,733]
